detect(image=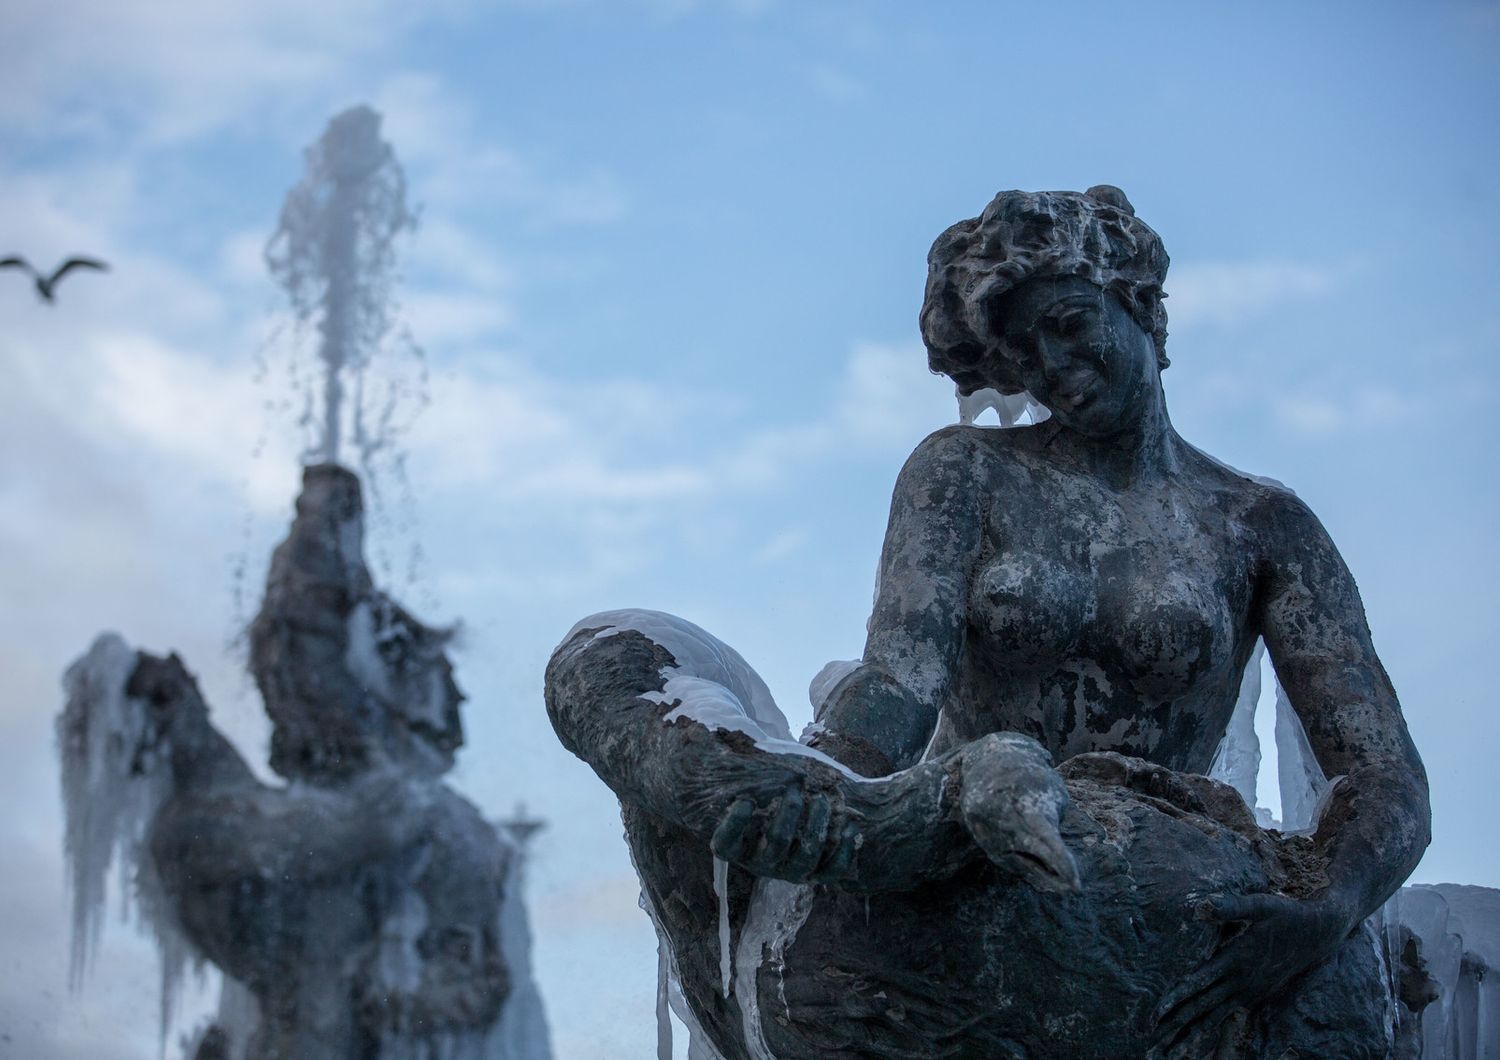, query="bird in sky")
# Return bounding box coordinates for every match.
[1,255,109,303]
